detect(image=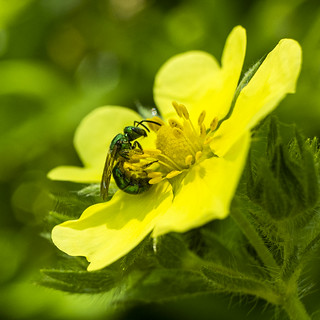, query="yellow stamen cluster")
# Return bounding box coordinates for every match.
[137,101,219,186]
